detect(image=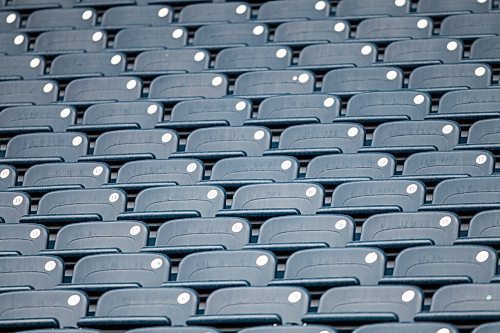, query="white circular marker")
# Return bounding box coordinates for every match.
[315,1,327,11]
[158,7,170,17]
[334,22,346,32]
[281,160,292,170]
[476,250,490,263]
[378,157,389,167]
[236,4,248,14]
[126,79,137,90]
[254,130,265,140]
[347,127,359,137]
[406,184,418,194]
[5,13,16,24]
[306,187,317,197]
[162,133,172,143]
[194,51,205,62]
[60,108,71,118]
[72,136,83,146]
[253,25,264,36]
[30,58,40,69]
[177,292,191,304]
[394,0,406,7]
[43,83,54,93]
[442,124,453,134]
[288,291,302,303]
[14,34,24,45]
[478,0,487,3]
[109,192,120,203]
[276,48,287,59]
[365,252,378,264]
[0,168,10,179]
[207,189,218,199]
[235,101,247,111]
[130,225,141,236]
[386,70,398,80]
[186,162,198,173]
[447,41,458,51]
[212,76,223,87]
[30,228,41,239]
[256,255,269,266]
[486,294,493,301]
[475,66,486,77]
[361,45,372,55]
[92,31,103,42]
[67,295,81,306]
[151,258,163,269]
[439,216,452,227]
[110,54,122,65]
[172,28,184,39]
[476,154,488,165]
[93,166,104,176]
[417,19,429,29]
[436,329,451,333]
[45,260,56,272]
[12,195,23,206]
[323,97,335,107]
[413,94,425,105]
[147,104,158,115]
[298,73,310,83]
[82,10,93,20]
[232,222,243,233]
[402,290,416,302]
